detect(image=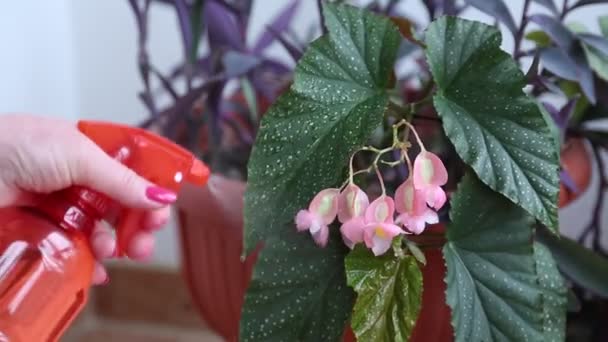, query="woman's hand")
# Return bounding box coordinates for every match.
[0,114,175,284]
